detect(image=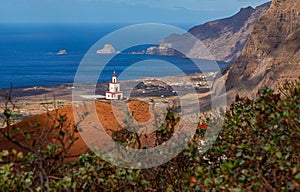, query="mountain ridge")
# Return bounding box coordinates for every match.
[144,2,271,63]
[225,0,300,97]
